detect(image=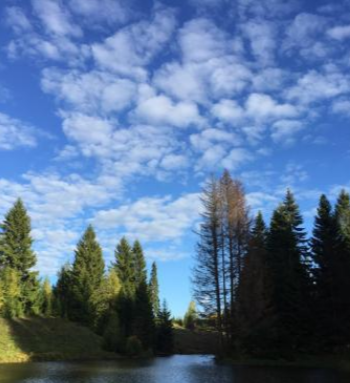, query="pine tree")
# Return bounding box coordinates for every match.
[149,262,160,316]
[265,190,311,355]
[133,240,147,287]
[156,300,174,355]
[69,225,105,326]
[237,211,268,354]
[103,311,125,353]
